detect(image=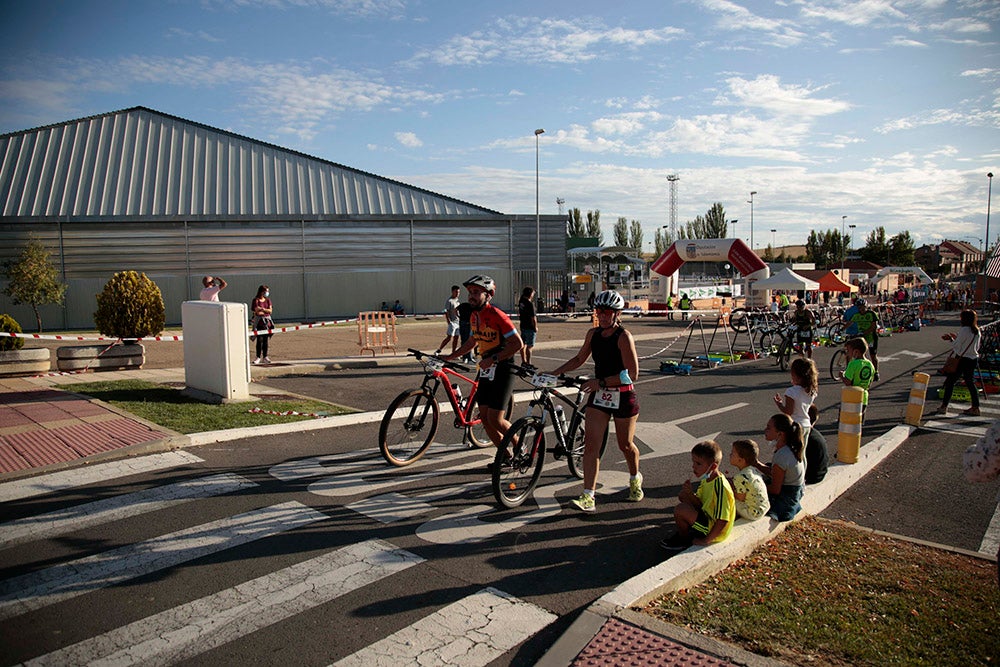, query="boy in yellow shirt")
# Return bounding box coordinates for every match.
[661,440,736,552]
